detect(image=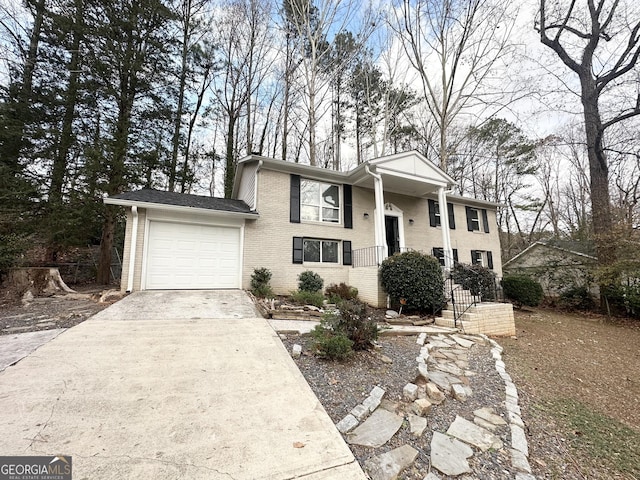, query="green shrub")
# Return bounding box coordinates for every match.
[250,267,273,297]
[559,285,596,310]
[290,290,325,308]
[502,275,544,307]
[379,250,445,313]
[325,282,358,303]
[311,326,353,360]
[452,263,497,301]
[324,299,378,350]
[298,270,324,292]
[601,282,640,317]
[0,233,29,276]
